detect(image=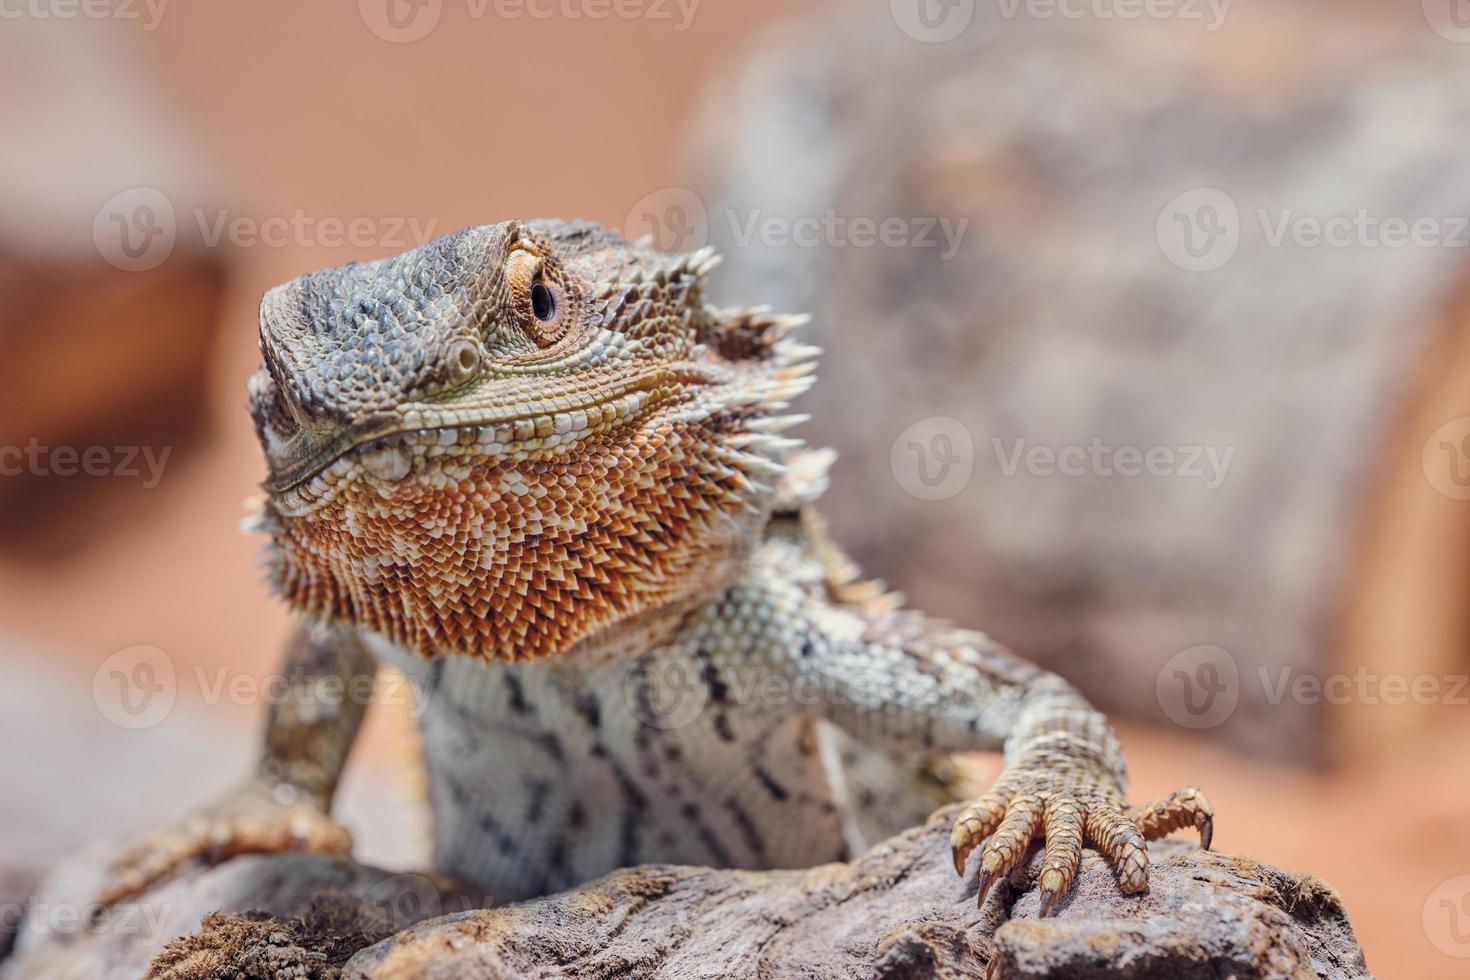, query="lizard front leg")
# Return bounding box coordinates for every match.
[88,621,371,912]
[757,520,1212,915]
